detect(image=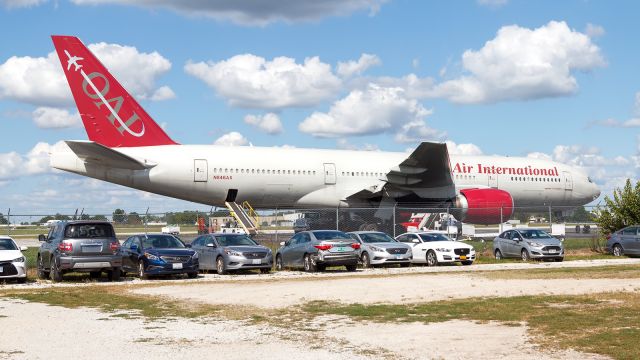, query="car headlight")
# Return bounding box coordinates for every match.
[369,245,384,252]
[435,248,451,252]
[192,252,199,260]
[12,256,25,263]
[144,252,160,261]
[224,248,242,257]
[527,241,543,247]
